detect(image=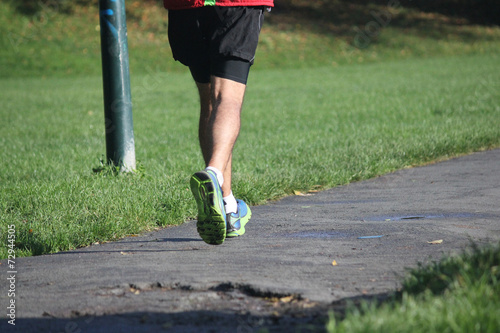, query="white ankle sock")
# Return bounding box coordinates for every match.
[205,166,224,186]
[223,192,238,214]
